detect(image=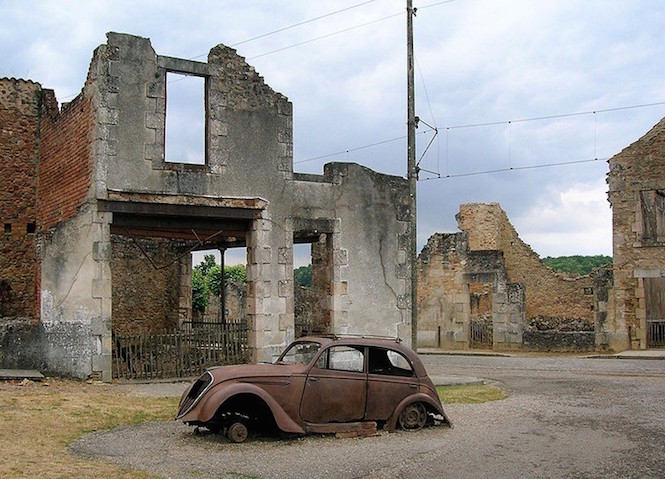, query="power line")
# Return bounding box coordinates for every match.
[297,100,665,166]
[247,0,462,60]
[191,0,377,59]
[444,101,665,130]
[420,157,608,181]
[248,11,404,60]
[294,129,436,165]
[231,1,376,48]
